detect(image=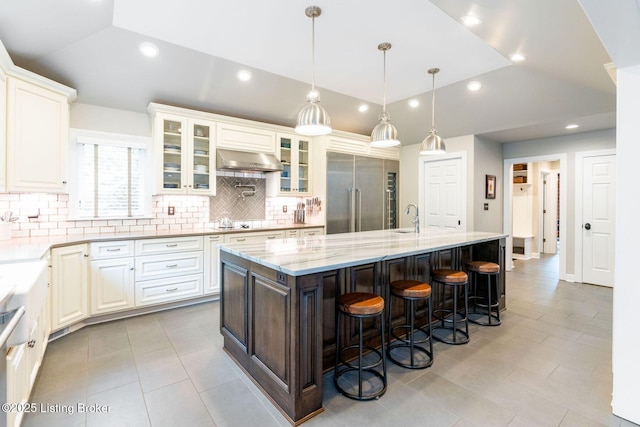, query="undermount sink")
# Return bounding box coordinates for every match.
[392,230,416,234]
